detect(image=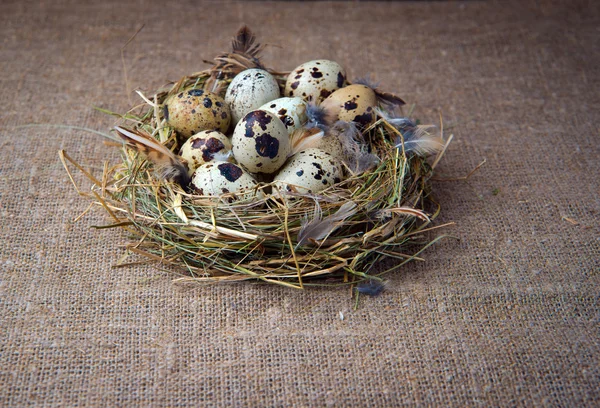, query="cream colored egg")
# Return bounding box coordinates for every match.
[179,130,233,175]
[190,161,263,201]
[258,97,308,134]
[232,110,291,174]
[284,60,346,104]
[274,148,343,194]
[225,69,281,124]
[320,84,378,127]
[164,89,231,139]
[314,133,345,162]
